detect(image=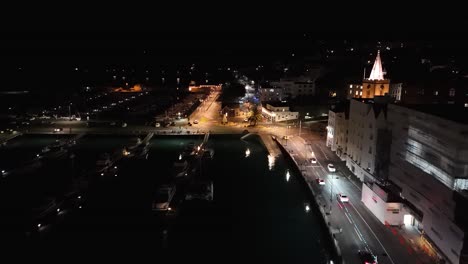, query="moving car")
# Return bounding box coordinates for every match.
[310,157,317,164]
[337,193,349,203]
[327,163,336,172]
[358,250,378,264]
[317,178,325,185]
[53,128,63,132]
